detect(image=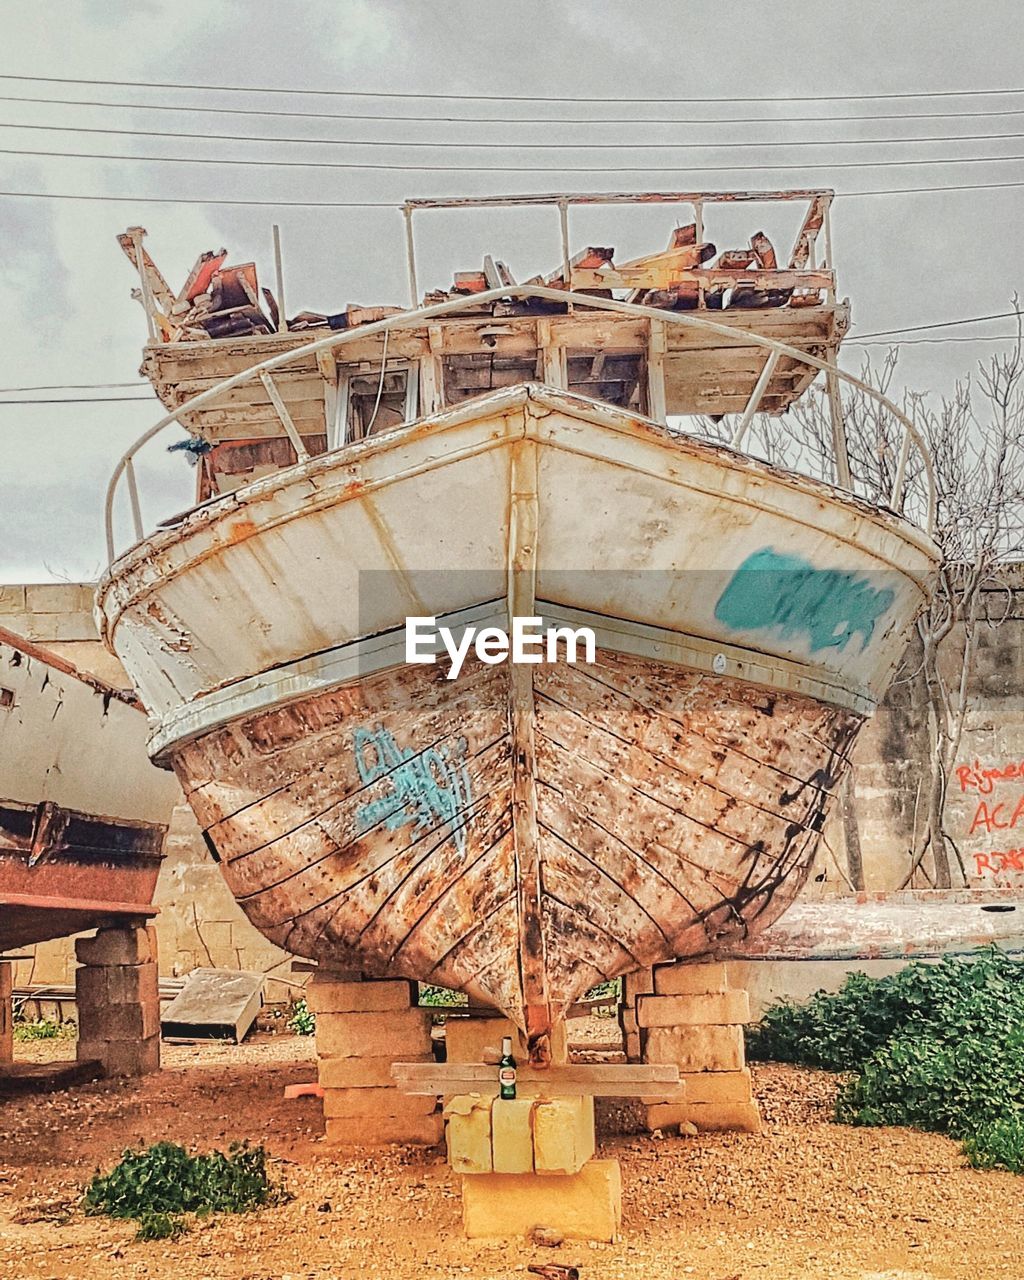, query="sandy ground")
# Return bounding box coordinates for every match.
[1,1030,1018,1280]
